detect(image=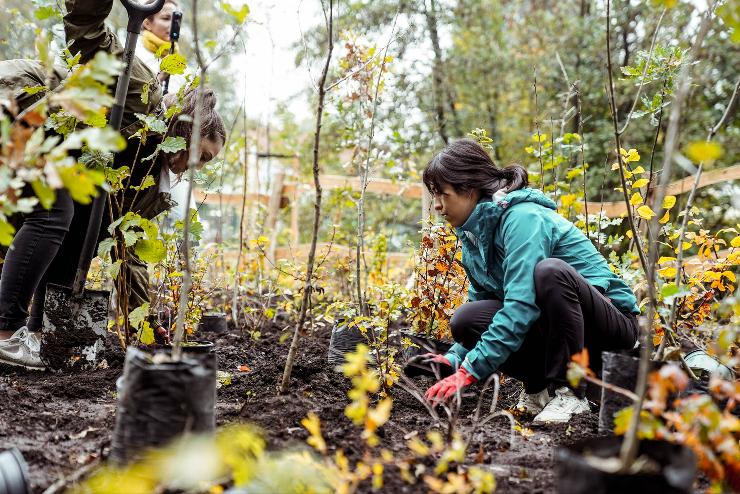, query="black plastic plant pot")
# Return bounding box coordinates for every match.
[0,448,29,494]
[109,347,217,465]
[555,436,696,493]
[598,350,659,433]
[327,319,369,367]
[599,351,639,433]
[198,313,228,334]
